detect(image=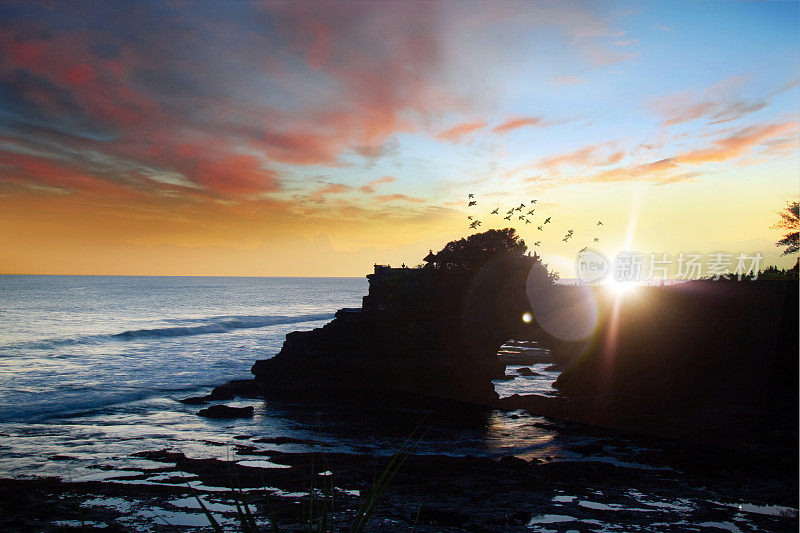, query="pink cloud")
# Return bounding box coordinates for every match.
[359,176,396,194]
[436,121,486,143]
[492,117,544,134]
